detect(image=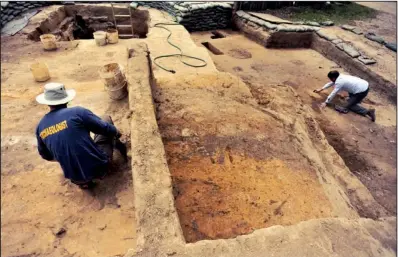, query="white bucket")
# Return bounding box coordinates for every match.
[93,31,107,46]
[99,63,126,88]
[106,80,128,100]
[40,34,57,51]
[99,63,128,100]
[107,29,119,44]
